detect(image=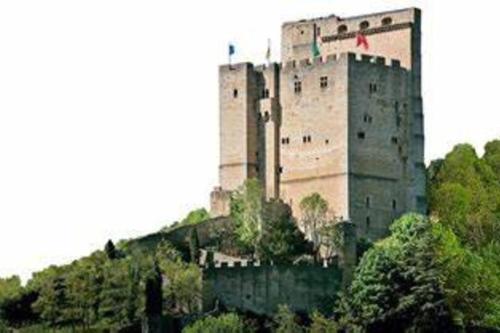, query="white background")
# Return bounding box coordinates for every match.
[0,0,499,281]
